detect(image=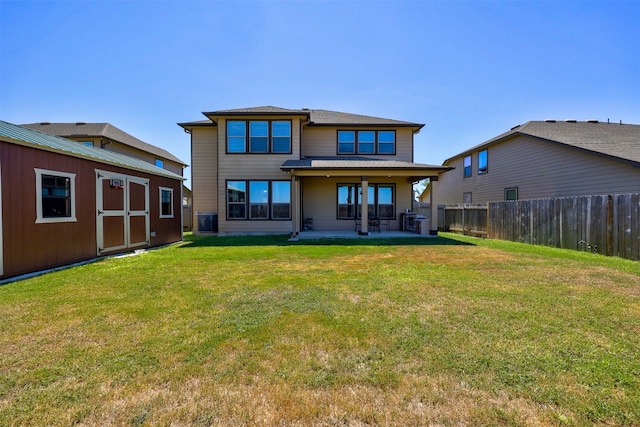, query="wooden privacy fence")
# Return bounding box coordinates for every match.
[440,204,488,237]
[441,193,640,261]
